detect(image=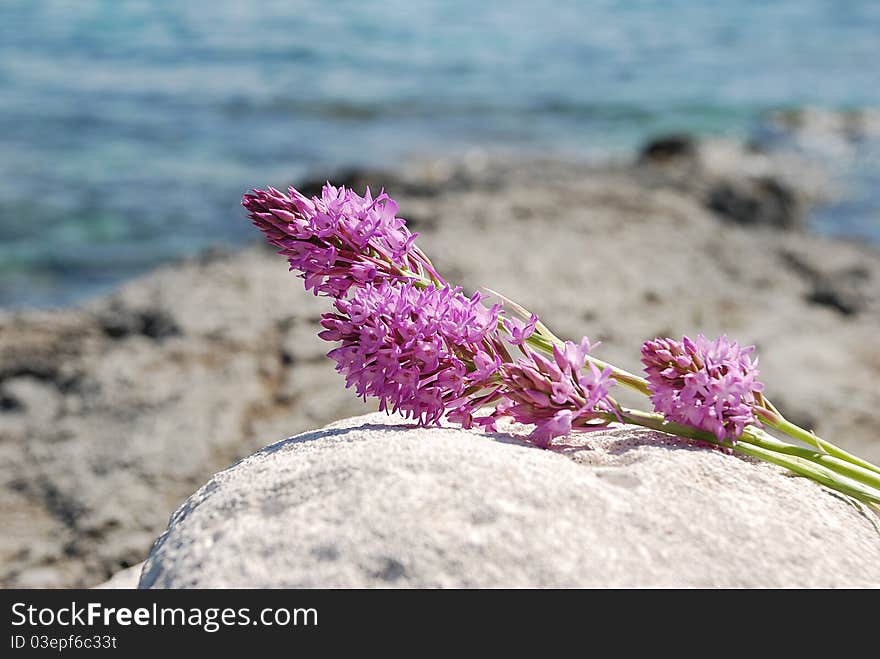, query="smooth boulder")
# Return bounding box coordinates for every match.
[140,413,880,588]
